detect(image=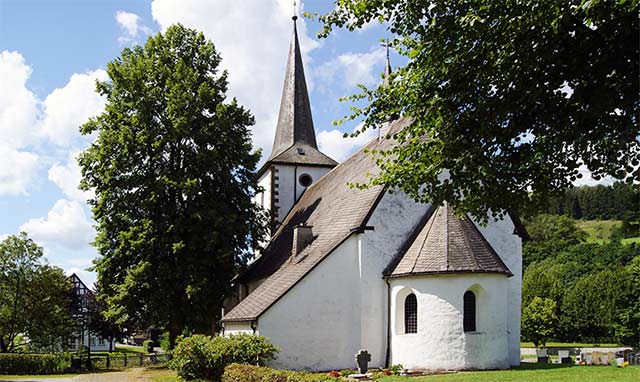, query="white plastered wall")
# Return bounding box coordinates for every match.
[390,274,510,370]
[271,165,332,224]
[473,216,522,366]
[257,190,429,371]
[258,235,361,371]
[224,321,254,336]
